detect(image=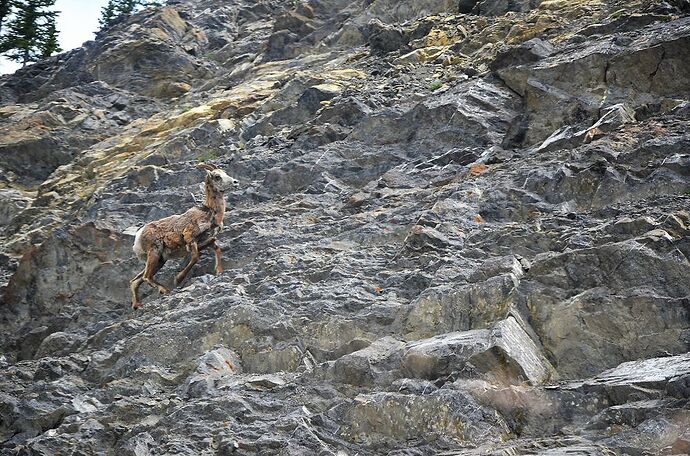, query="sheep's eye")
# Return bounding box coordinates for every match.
[214,175,221,180]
